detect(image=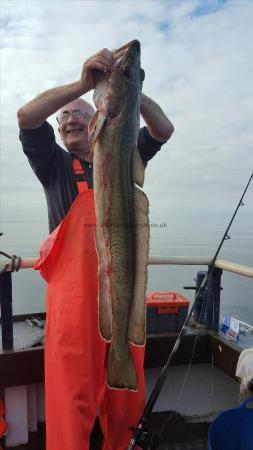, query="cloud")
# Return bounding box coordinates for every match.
[1,0,252,242]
